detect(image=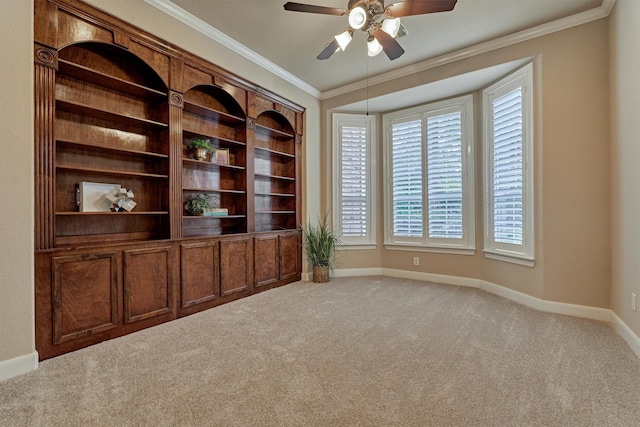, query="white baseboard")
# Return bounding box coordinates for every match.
[611,312,640,358]
[333,267,382,278]
[333,267,640,359]
[381,268,479,288]
[0,351,38,382]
